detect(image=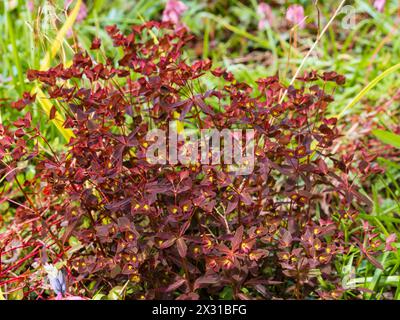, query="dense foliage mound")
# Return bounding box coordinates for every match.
[0,22,380,300]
